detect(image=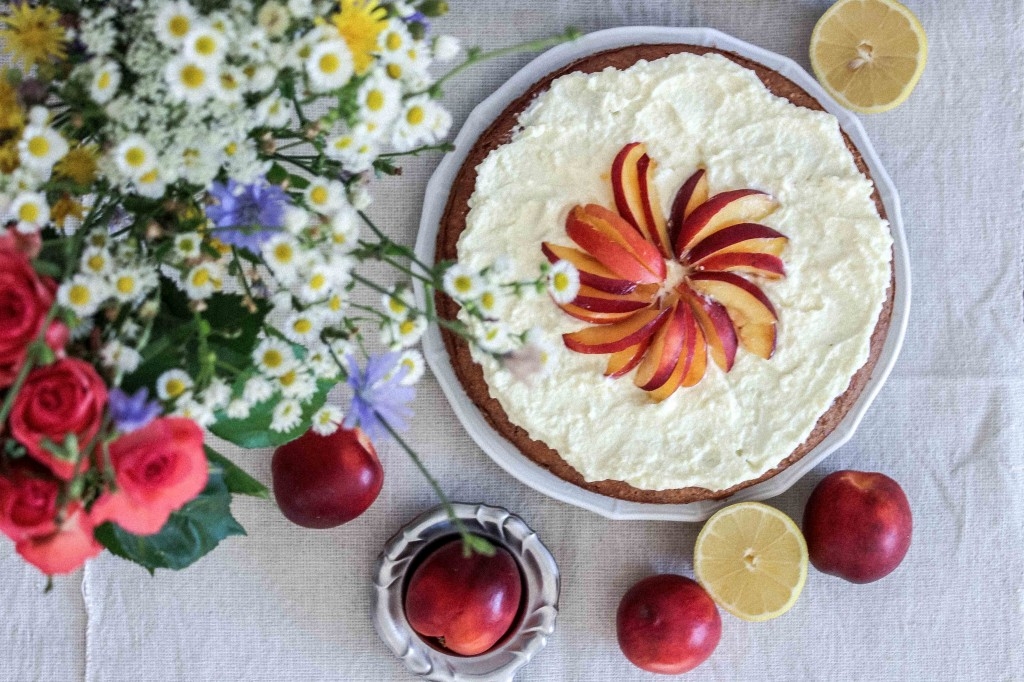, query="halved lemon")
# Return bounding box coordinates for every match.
[809,0,928,114]
[693,502,808,622]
